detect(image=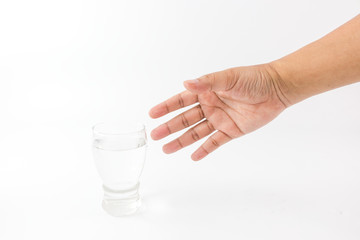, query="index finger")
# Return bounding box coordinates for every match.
[149,91,198,118]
